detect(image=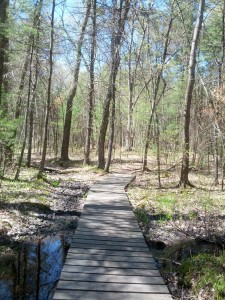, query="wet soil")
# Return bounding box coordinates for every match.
[0,180,89,245]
